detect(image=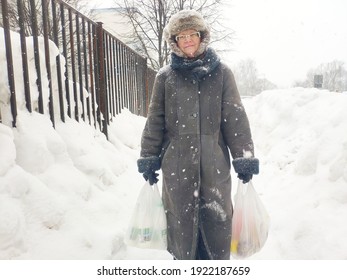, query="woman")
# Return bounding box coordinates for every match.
[137,10,259,260]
